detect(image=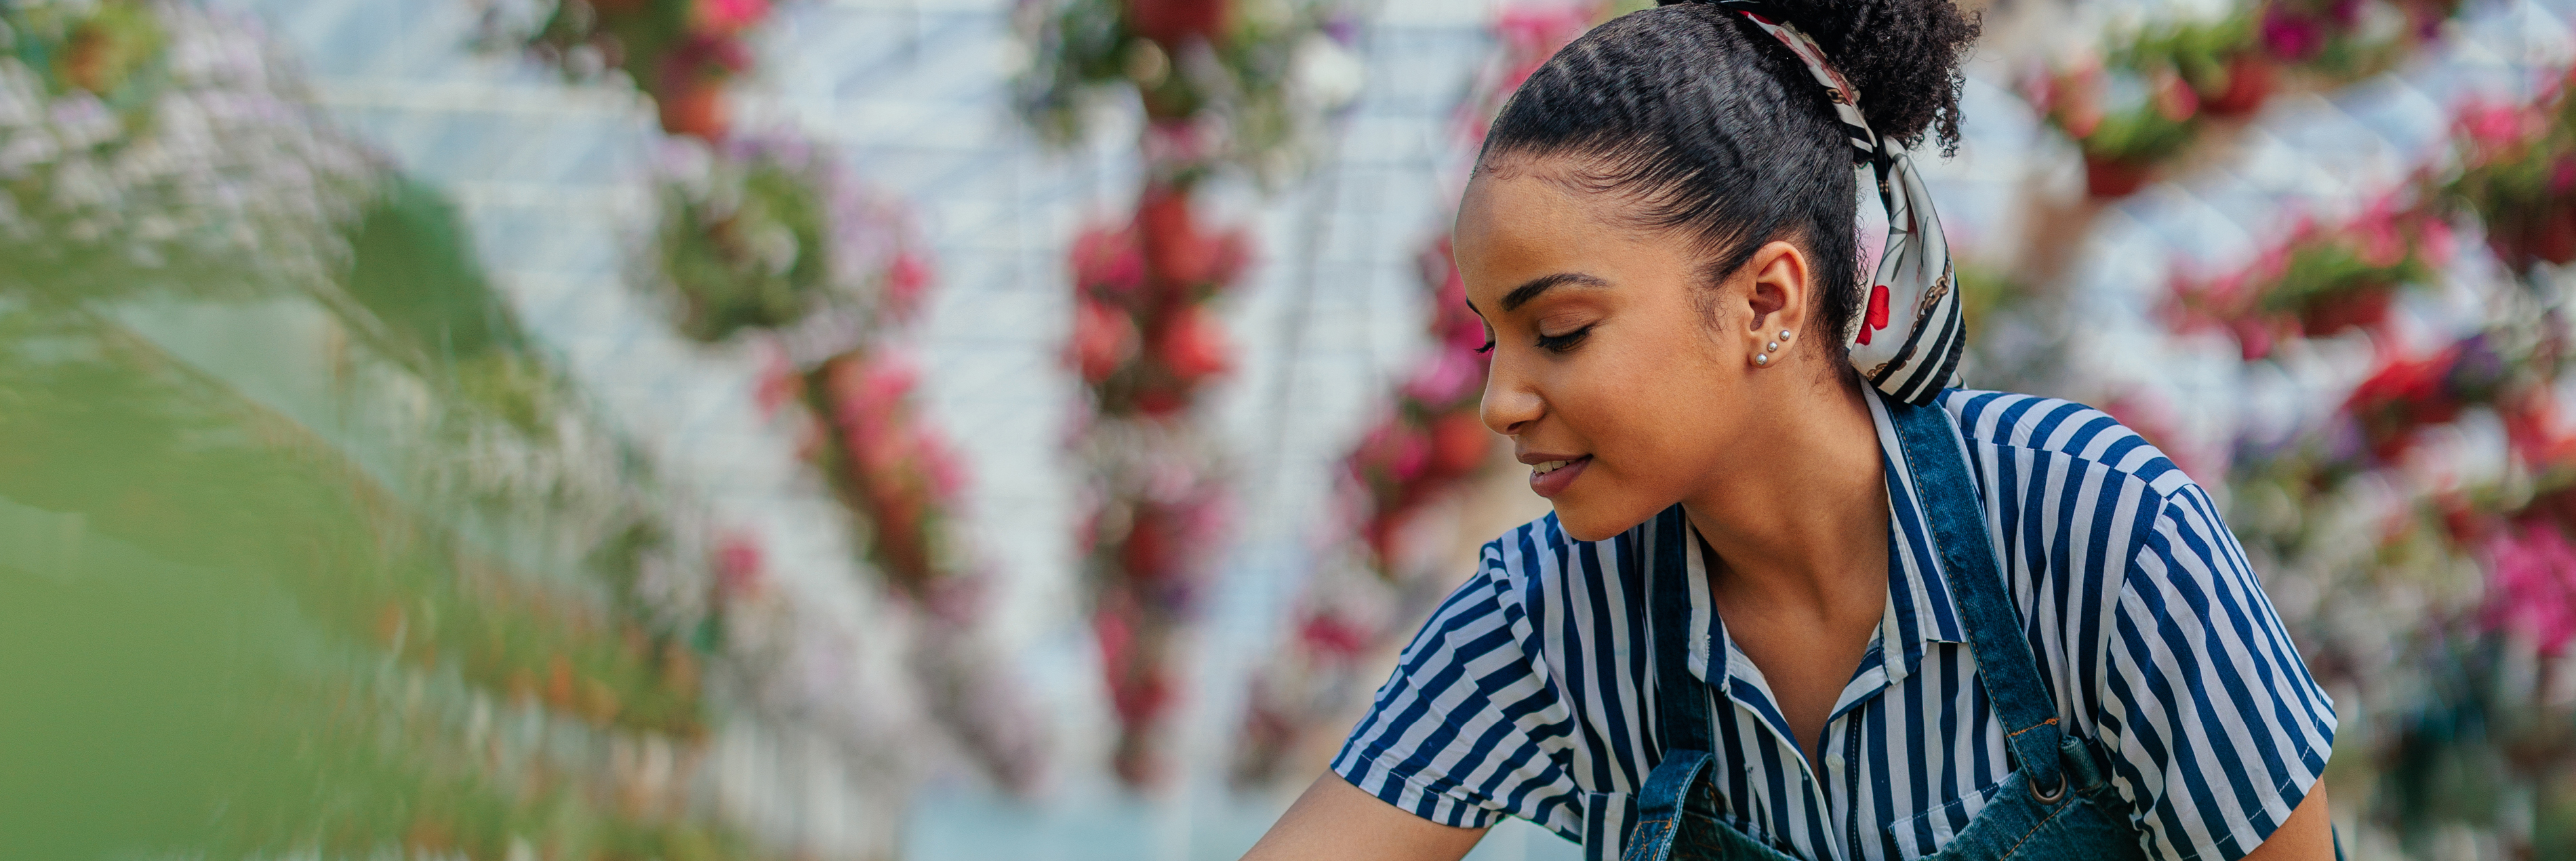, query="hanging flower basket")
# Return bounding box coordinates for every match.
[2033,62,2200,199]
[2445,83,2576,275]
[2044,0,2470,199]
[2083,153,2158,198]
[1013,0,1359,177]
[805,348,970,596]
[2200,52,2278,116]
[2167,197,2452,358]
[1064,183,1250,418]
[504,0,759,142]
[647,136,912,343]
